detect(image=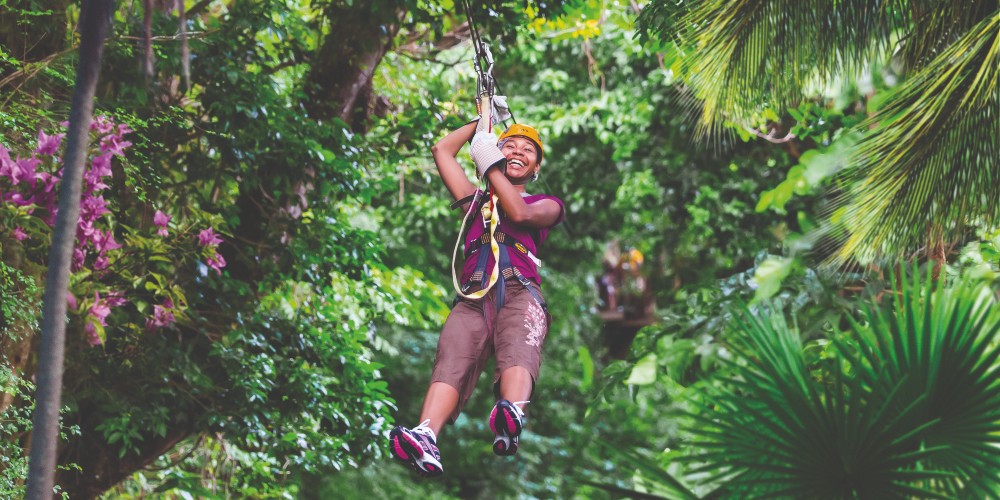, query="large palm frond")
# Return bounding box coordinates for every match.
[677,272,1000,497]
[830,13,999,264]
[639,0,998,263]
[653,0,907,136]
[899,1,998,67]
